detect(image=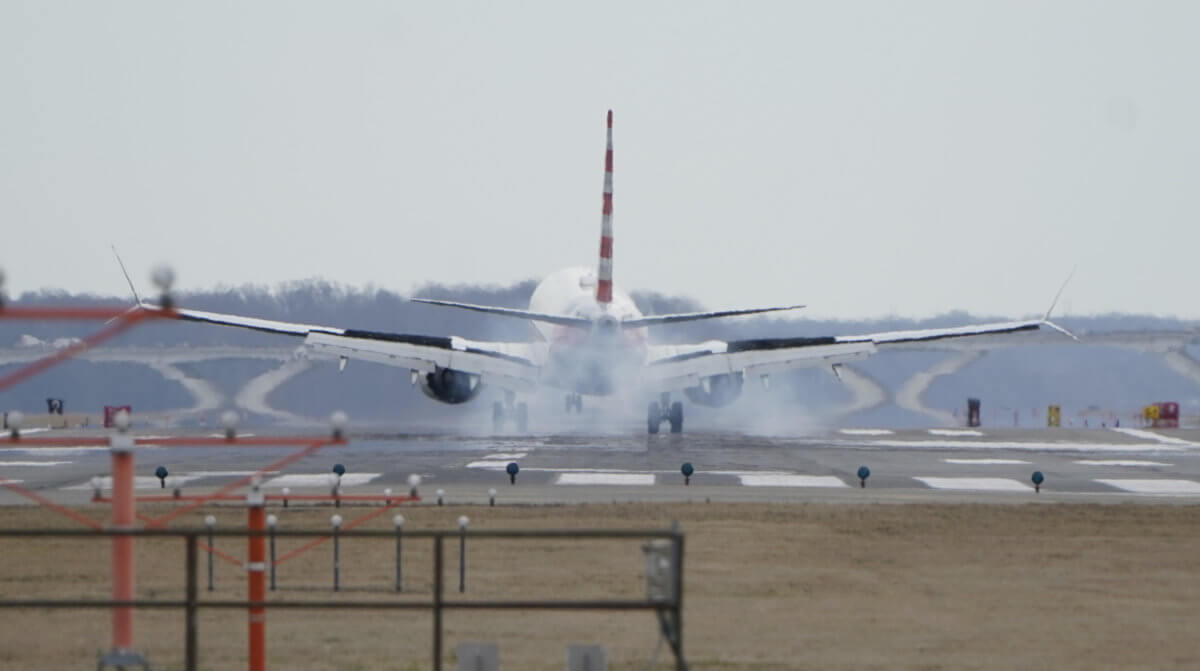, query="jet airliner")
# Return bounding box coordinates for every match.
[142,111,1071,434]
